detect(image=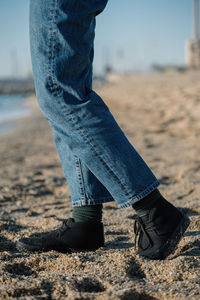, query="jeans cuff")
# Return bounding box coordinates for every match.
[118,180,160,209]
[72,196,114,207]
